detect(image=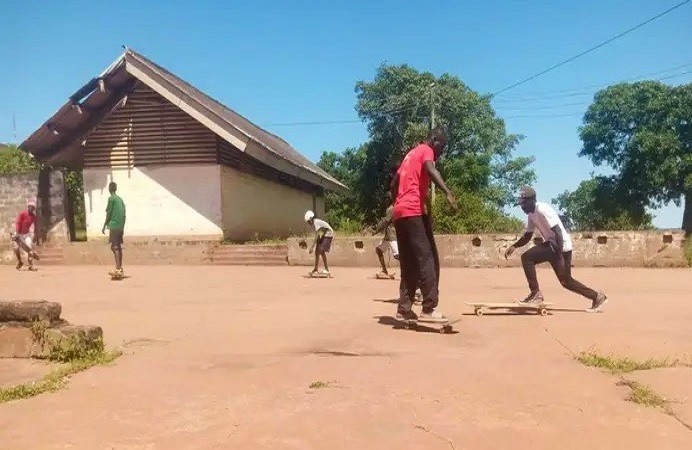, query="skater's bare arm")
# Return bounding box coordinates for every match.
[513,232,533,249]
[550,225,564,253]
[505,232,533,259]
[424,161,457,210]
[102,199,112,234]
